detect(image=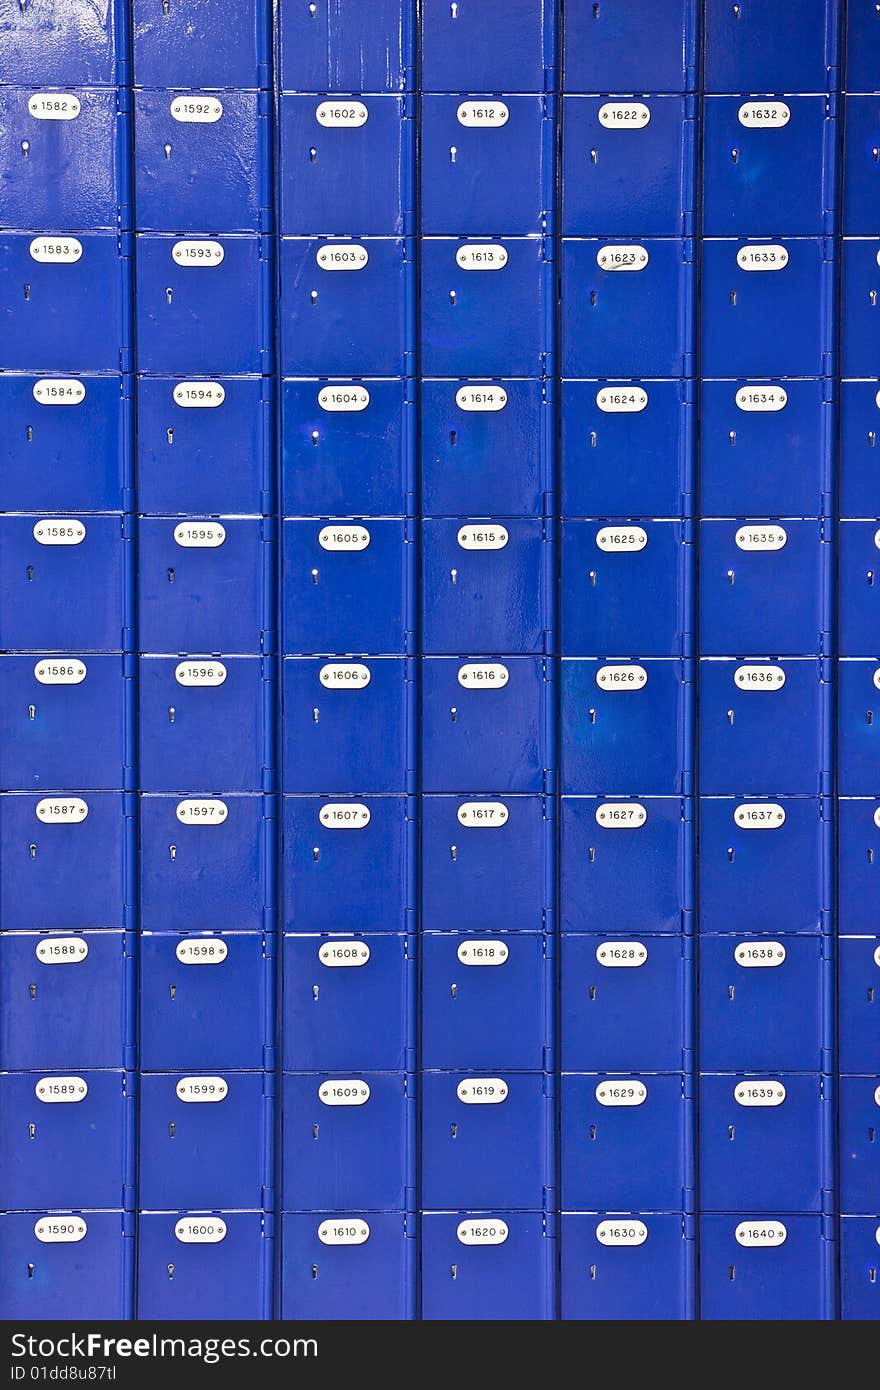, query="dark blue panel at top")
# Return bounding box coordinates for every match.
[703,0,836,94]
[0,0,121,86]
[421,0,551,94]
[133,0,267,89]
[279,0,407,94]
[846,0,880,93]
[0,86,122,231]
[563,0,694,94]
